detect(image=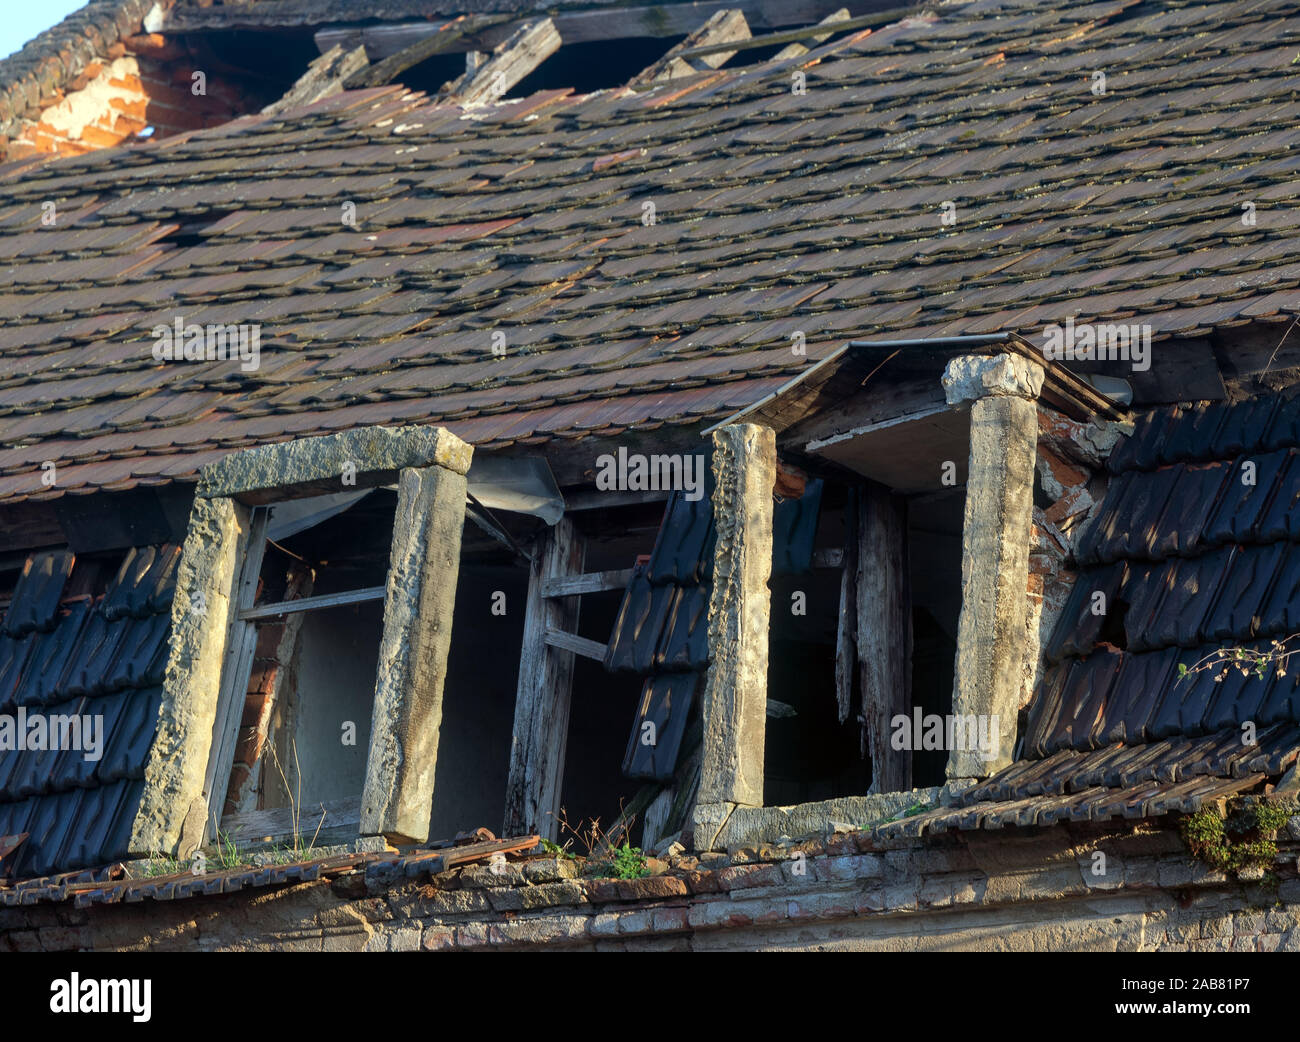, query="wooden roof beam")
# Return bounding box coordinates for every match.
[342,15,511,89]
[264,43,368,114]
[773,7,851,60]
[439,18,562,106]
[629,9,751,87]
